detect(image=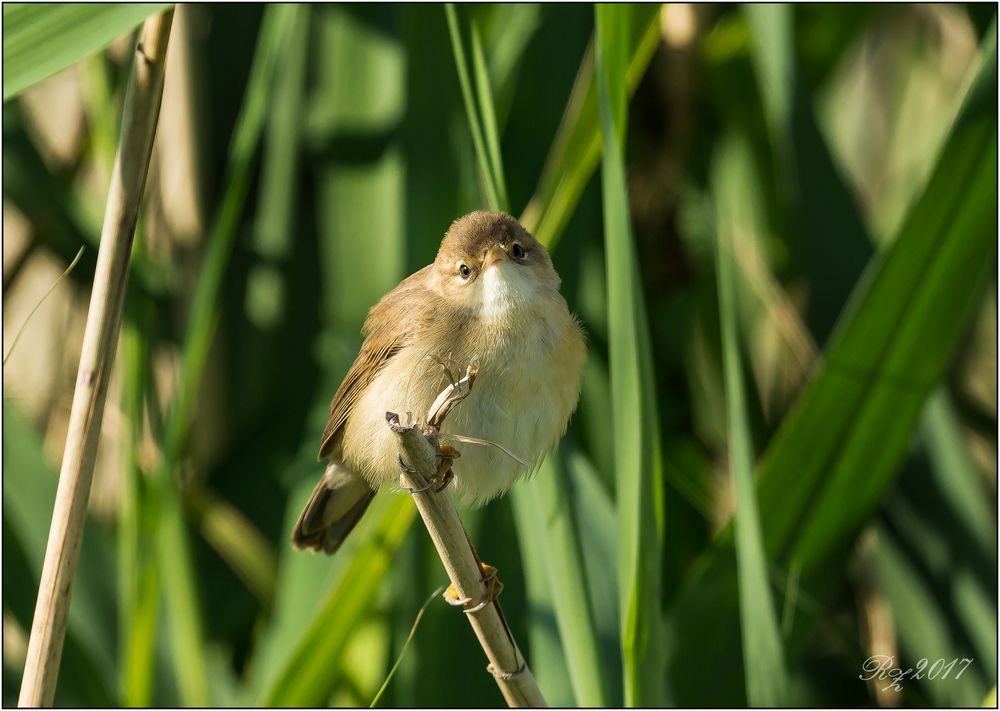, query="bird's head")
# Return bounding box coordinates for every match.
[431,211,559,316]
